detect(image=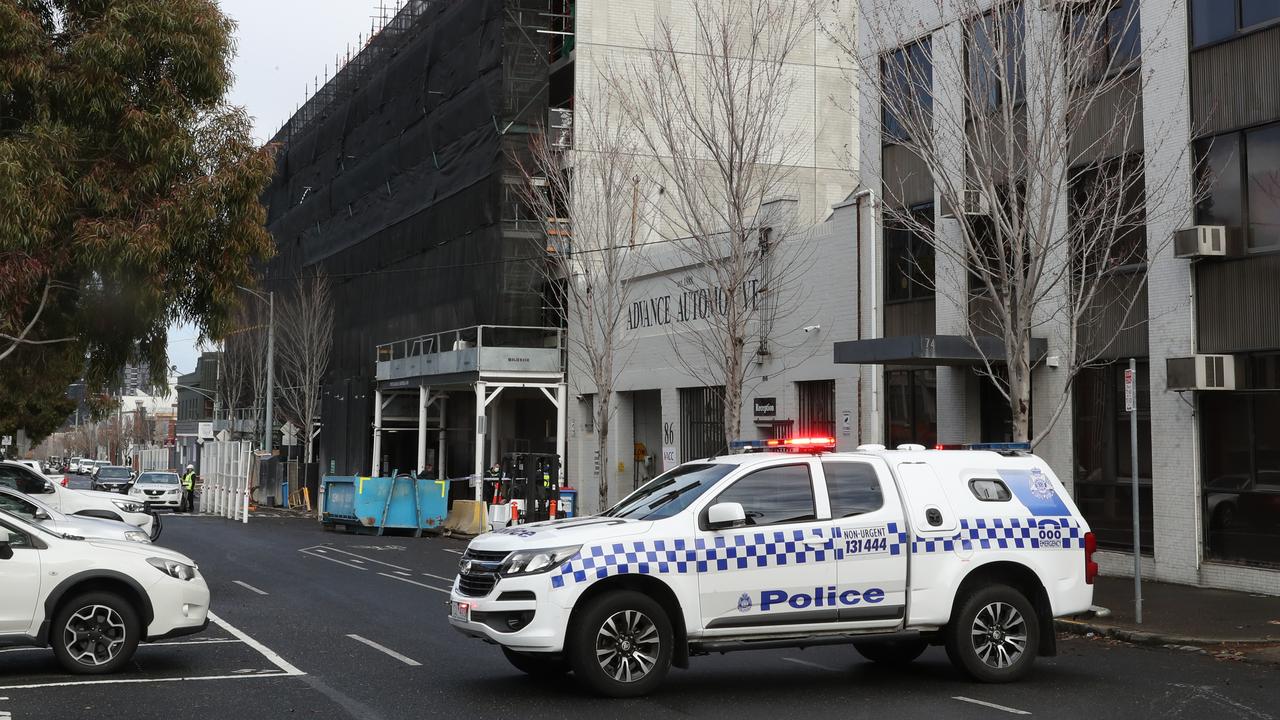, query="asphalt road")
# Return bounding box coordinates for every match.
[2,507,1277,720]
